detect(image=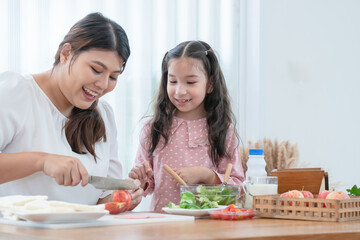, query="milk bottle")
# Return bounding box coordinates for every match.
[246,149,267,178]
[243,149,278,209]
